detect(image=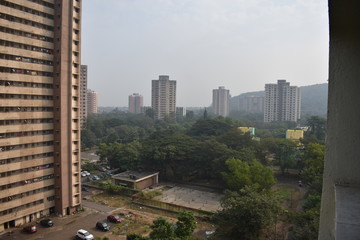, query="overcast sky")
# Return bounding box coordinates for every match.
[82,0,329,107]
